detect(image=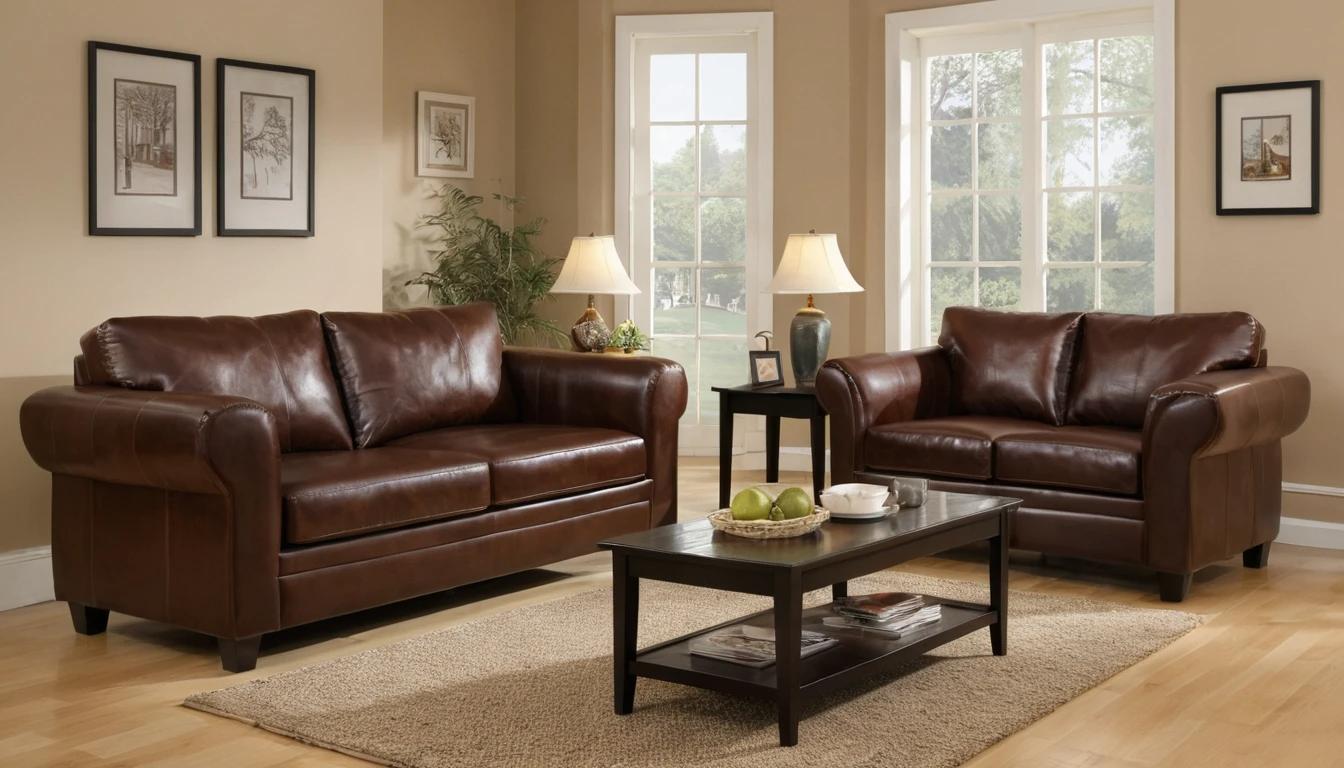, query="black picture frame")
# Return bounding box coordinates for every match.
[87,41,201,236]
[749,350,784,388]
[1216,80,1320,216]
[216,58,316,237]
